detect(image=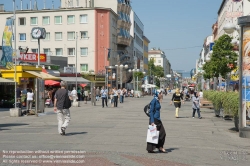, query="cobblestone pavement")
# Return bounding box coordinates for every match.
[0,94,249,166]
